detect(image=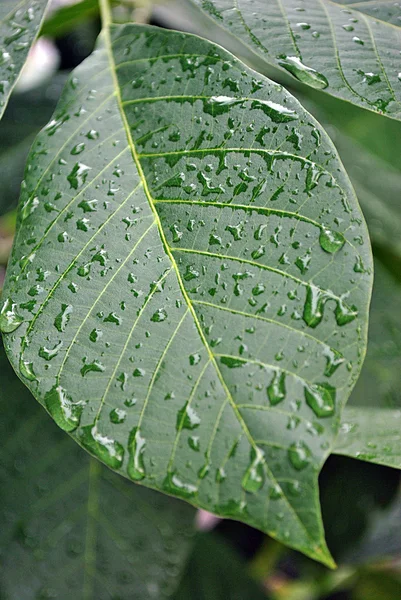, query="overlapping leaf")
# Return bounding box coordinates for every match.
[0,340,194,599]
[0,0,50,120]
[334,261,401,468]
[189,0,401,120]
[1,20,372,564]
